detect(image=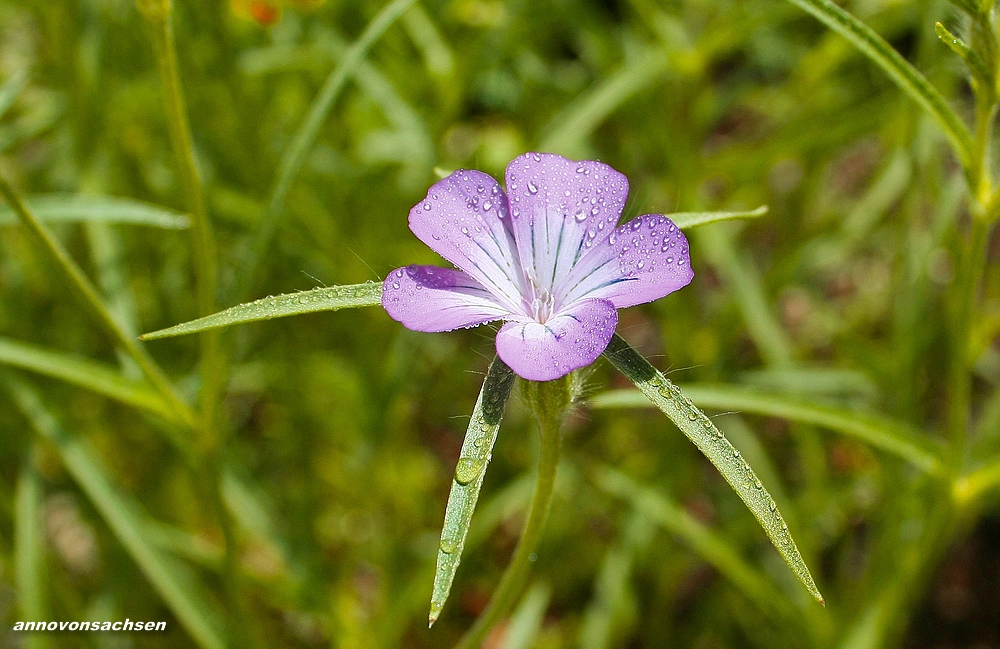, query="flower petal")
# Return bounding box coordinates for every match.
[505,153,628,293]
[408,170,523,312]
[382,265,511,332]
[495,298,617,381]
[558,214,693,309]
